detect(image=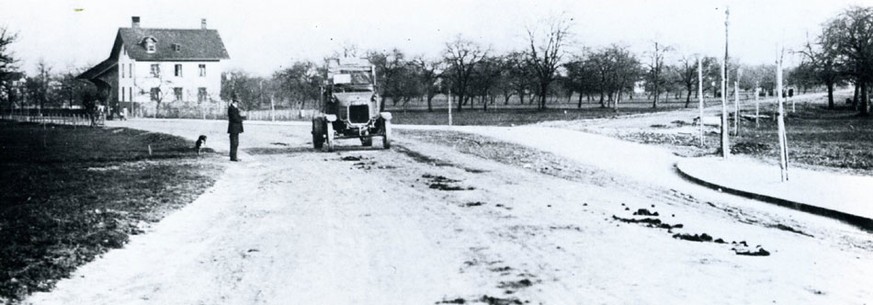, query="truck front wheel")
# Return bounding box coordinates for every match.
[312,118,324,149]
